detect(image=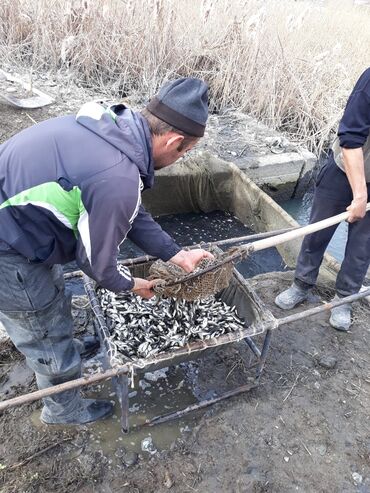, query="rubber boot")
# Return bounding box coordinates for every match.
[37,370,113,426]
[329,295,352,332]
[40,397,114,425]
[275,282,312,310]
